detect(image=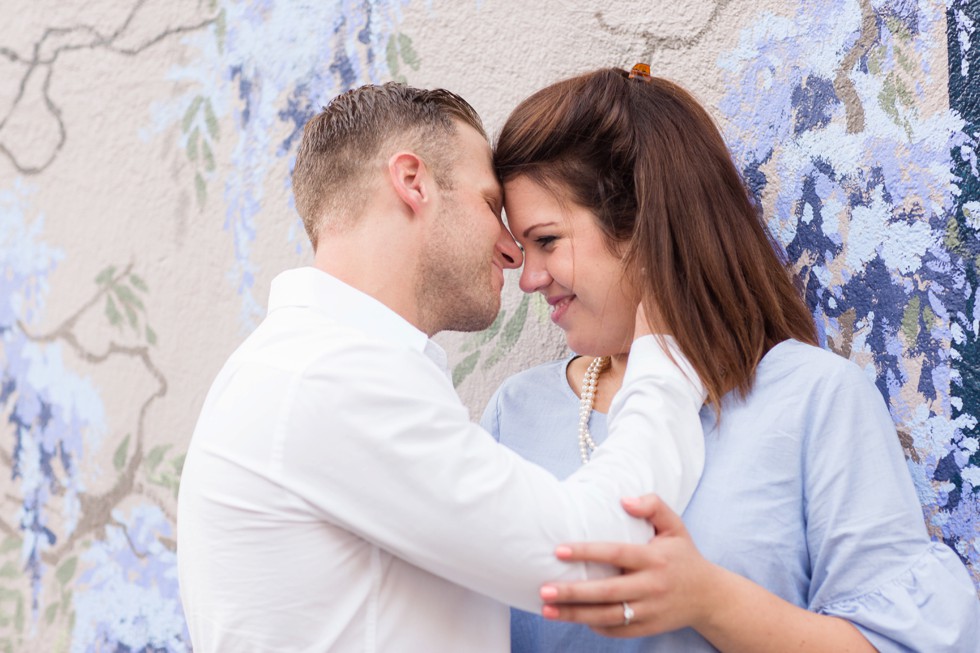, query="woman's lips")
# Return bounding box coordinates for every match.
[549,295,574,324]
